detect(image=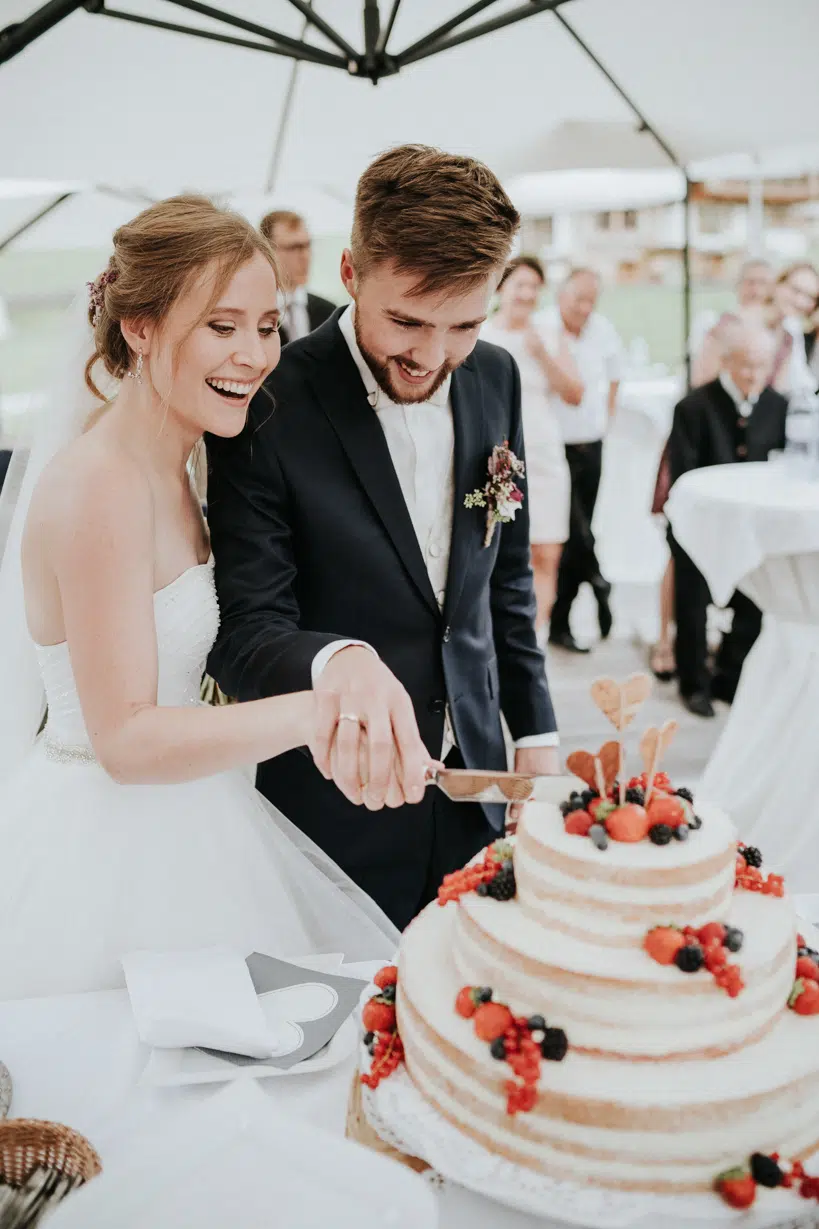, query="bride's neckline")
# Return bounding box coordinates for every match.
[34,558,214,652]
